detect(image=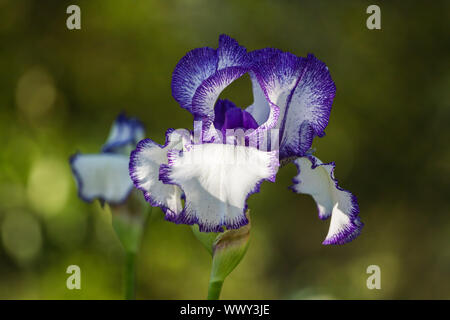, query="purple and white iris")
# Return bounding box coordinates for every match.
[129,35,363,244]
[70,113,145,205]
